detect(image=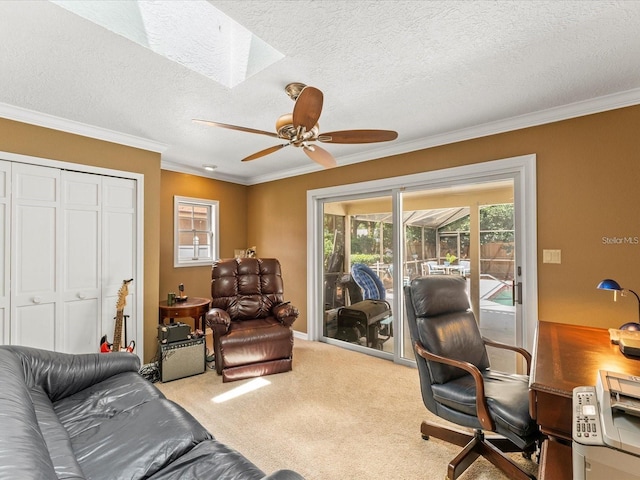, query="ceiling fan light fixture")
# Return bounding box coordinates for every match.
[276,113,295,138]
[196,83,397,169]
